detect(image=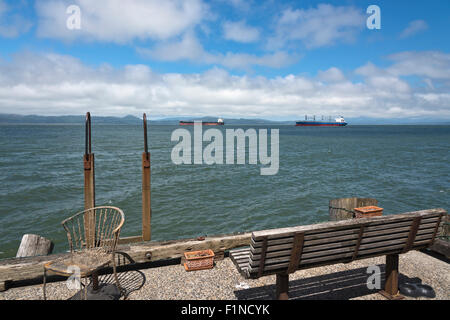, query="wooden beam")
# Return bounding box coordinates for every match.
[83,112,95,248]
[0,232,251,289]
[142,113,151,241]
[118,235,143,244]
[142,152,151,241]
